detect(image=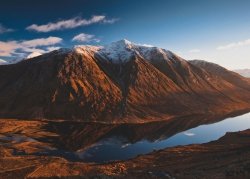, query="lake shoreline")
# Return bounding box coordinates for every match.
[1,109,250,178]
[1,128,250,178]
